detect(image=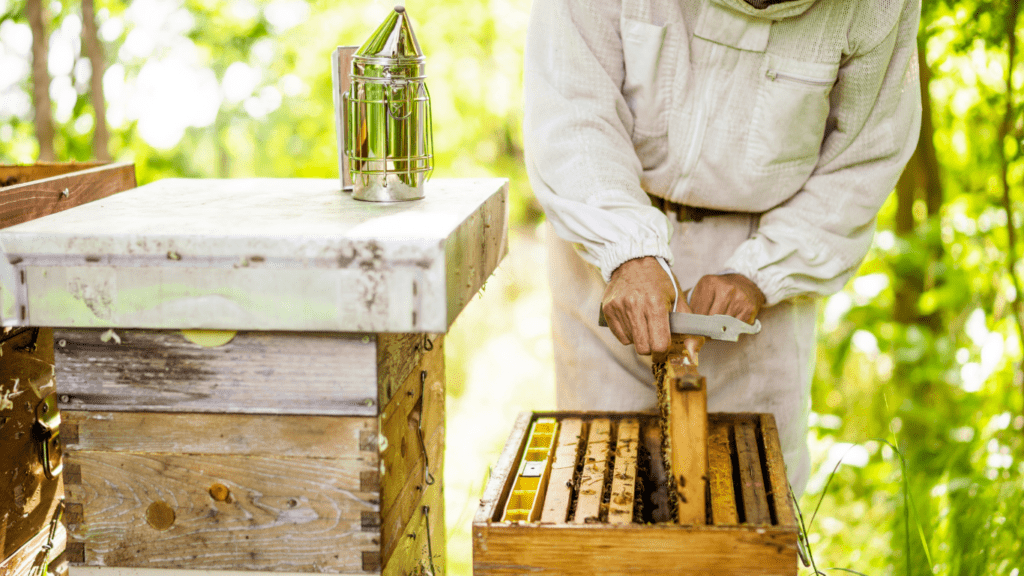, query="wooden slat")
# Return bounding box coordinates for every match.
[734,419,771,525]
[640,420,672,523]
[64,451,378,572]
[378,339,444,521]
[0,162,106,189]
[0,162,134,229]
[376,333,439,406]
[474,412,533,525]
[539,418,583,524]
[607,419,639,524]
[61,411,378,460]
[572,419,610,524]
[380,424,444,567]
[473,523,799,576]
[54,329,378,416]
[759,413,796,527]
[666,361,707,525]
[707,417,739,525]
[378,338,444,567]
[0,517,66,576]
[382,493,446,576]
